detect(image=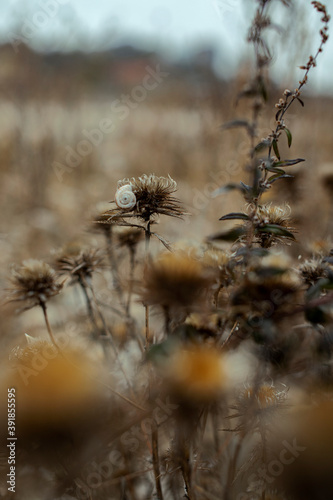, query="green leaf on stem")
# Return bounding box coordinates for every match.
[256,224,295,240]
[284,127,292,147]
[274,158,305,167]
[272,139,280,160]
[219,212,250,221]
[267,173,293,184]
